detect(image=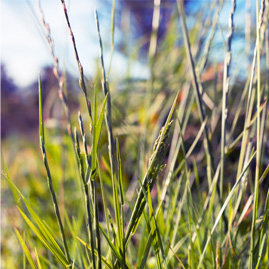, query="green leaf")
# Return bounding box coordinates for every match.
[34,248,43,269]
[116,138,124,205]
[18,208,69,268]
[15,229,38,269]
[256,189,269,268]
[116,137,126,267]
[91,91,108,173]
[77,237,113,269]
[5,174,69,268]
[147,185,162,269]
[98,223,124,265]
